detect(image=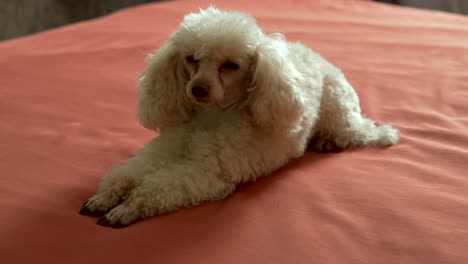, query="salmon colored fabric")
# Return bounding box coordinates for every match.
[1,0,467,263]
